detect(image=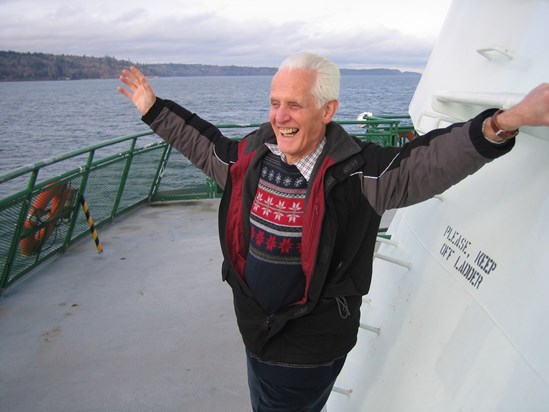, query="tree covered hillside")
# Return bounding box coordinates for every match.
[0,51,418,81]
